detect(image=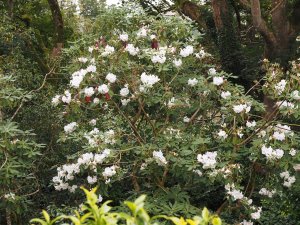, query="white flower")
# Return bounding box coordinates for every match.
[251,207,262,220]
[78,57,88,63]
[167,97,176,108]
[150,34,156,39]
[52,95,60,106]
[151,54,166,64]
[193,169,203,176]
[173,59,182,67]
[120,85,129,97]
[87,175,97,184]
[291,90,300,100]
[84,87,95,97]
[101,45,115,57]
[98,84,109,94]
[233,104,251,114]
[179,45,193,57]
[125,44,139,56]
[137,27,147,37]
[64,122,77,134]
[276,100,295,109]
[274,79,286,94]
[86,65,96,73]
[217,130,228,139]
[240,220,253,225]
[68,185,78,193]
[208,68,217,76]
[140,72,160,88]
[289,148,297,156]
[93,98,100,104]
[106,73,117,83]
[246,121,256,128]
[261,145,284,160]
[197,151,217,169]
[228,189,244,200]
[62,90,72,104]
[102,165,117,177]
[221,91,231,99]
[259,188,276,198]
[121,99,130,106]
[280,171,296,187]
[187,78,198,87]
[89,119,97,126]
[183,116,190,123]
[119,33,128,42]
[97,194,103,203]
[213,76,224,86]
[272,131,285,141]
[88,46,94,53]
[153,150,168,166]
